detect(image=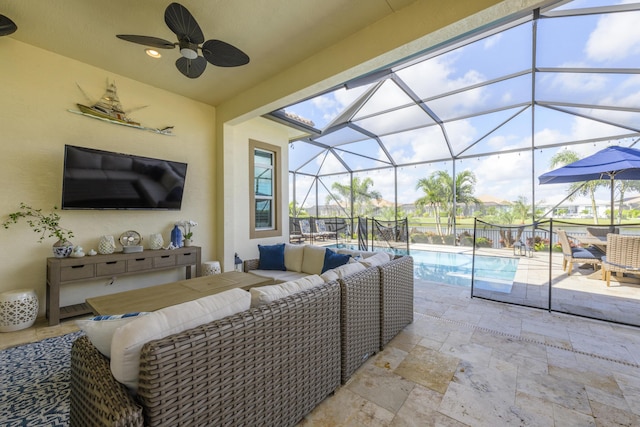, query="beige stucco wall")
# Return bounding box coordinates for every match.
[0,38,216,314]
[222,118,291,270]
